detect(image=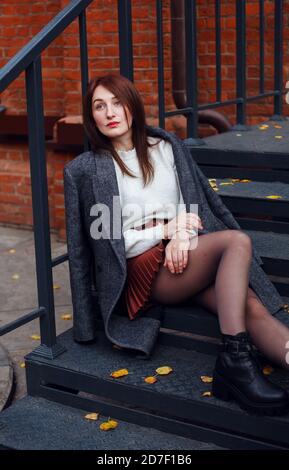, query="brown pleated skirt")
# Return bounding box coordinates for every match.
[123,239,169,320]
